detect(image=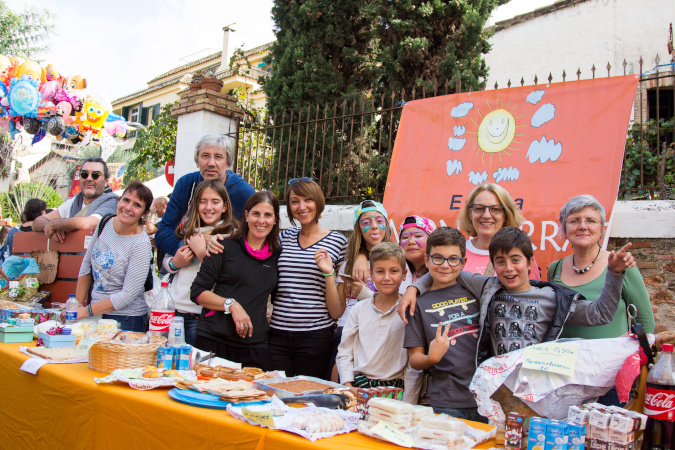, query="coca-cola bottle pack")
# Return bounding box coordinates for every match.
[149,281,175,338]
[642,343,675,450]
